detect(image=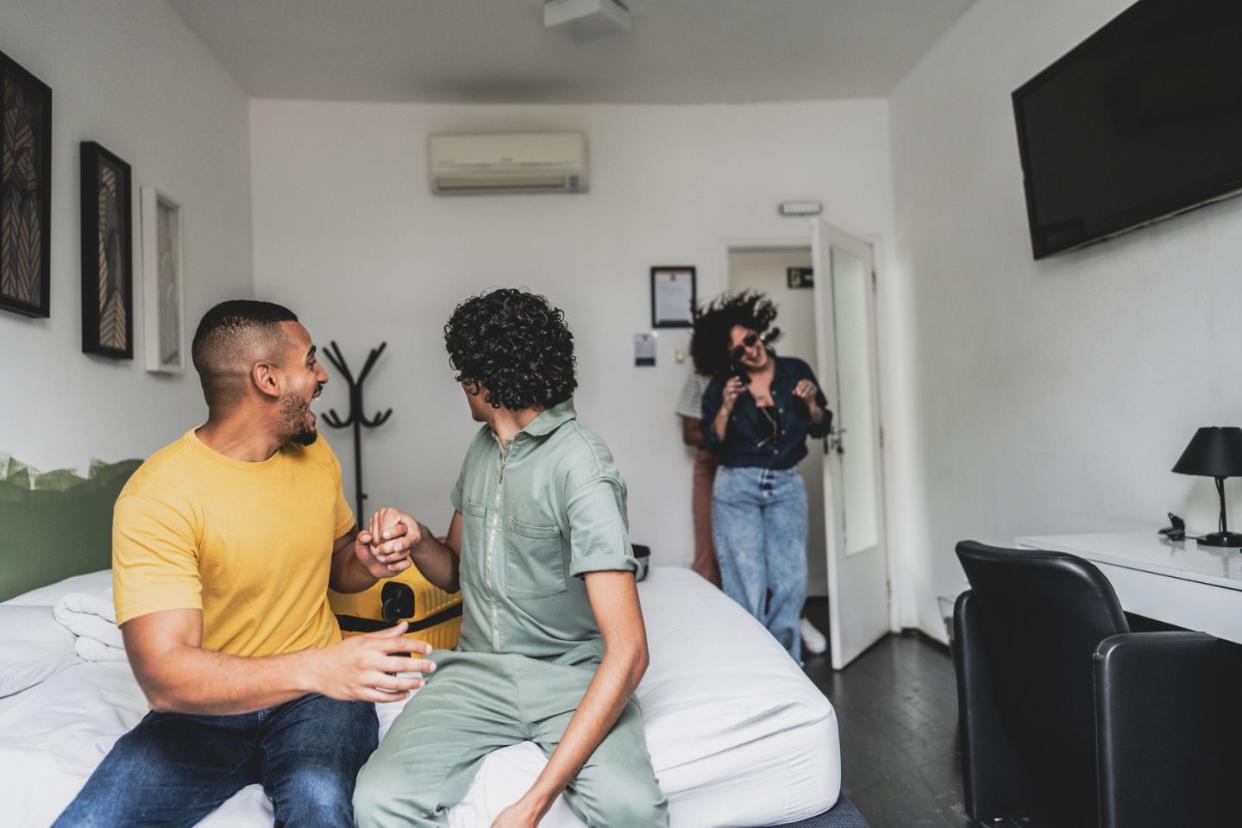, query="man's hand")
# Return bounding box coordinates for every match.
[354,507,425,578]
[306,622,435,704]
[491,796,545,828]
